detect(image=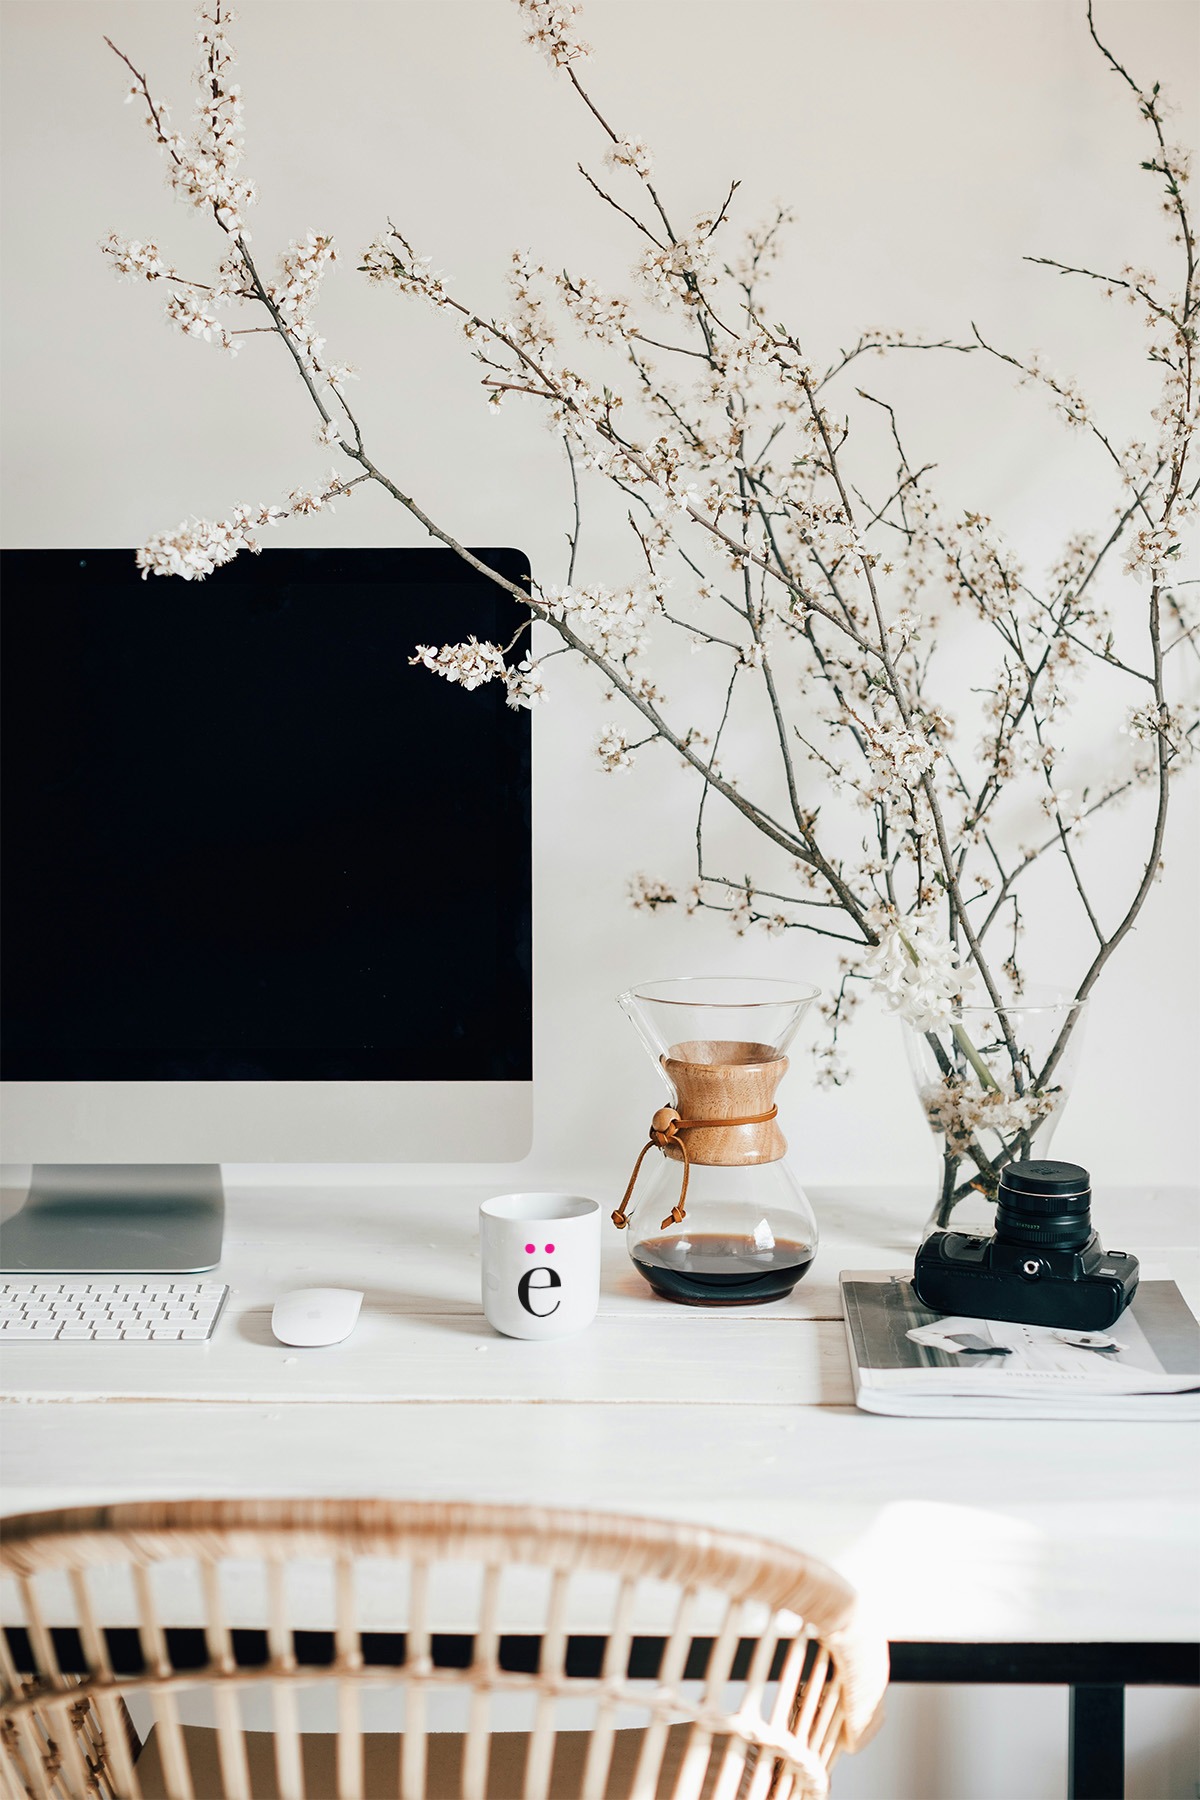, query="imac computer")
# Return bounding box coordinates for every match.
[0,546,533,1271]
